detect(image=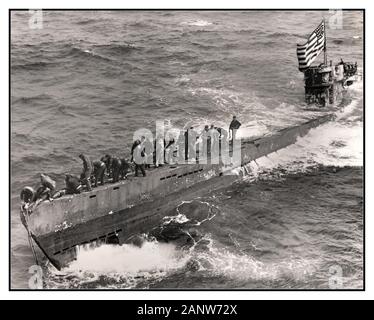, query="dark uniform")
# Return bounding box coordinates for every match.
[111,157,122,183]
[100,154,124,182]
[65,174,81,195]
[120,158,131,179]
[34,188,50,203]
[101,154,112,177]
[20,186,35,204]
[131,140,141,162]
[229,116,241,141]
[79,154,93,191]
[92,160,106,187]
